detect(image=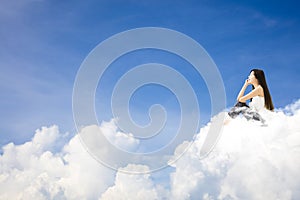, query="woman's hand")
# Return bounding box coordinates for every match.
[237,79,250,102]
[244,79,251,86]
